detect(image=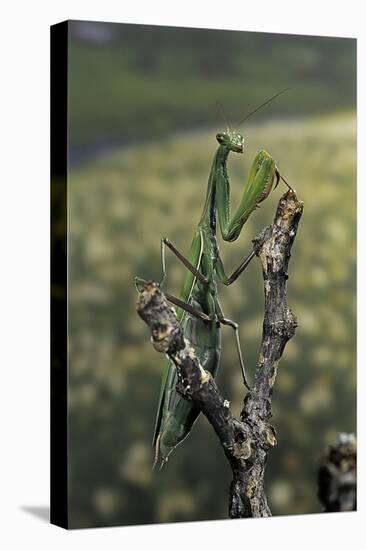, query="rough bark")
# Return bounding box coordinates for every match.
[137,189,303,518]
